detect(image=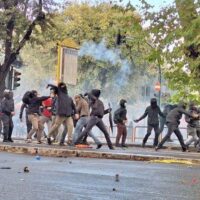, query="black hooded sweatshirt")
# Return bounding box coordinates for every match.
[137,98,164,125]
[1,92,14,116]
[47,83,76,117]
[114,99,127,124]
[87,89,109,118]
[166,103,193,125]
